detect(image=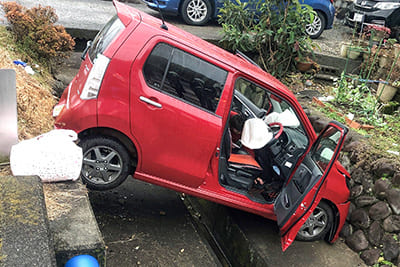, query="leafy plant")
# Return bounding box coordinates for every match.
[1,2,75,71]
[218,0,316,77]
